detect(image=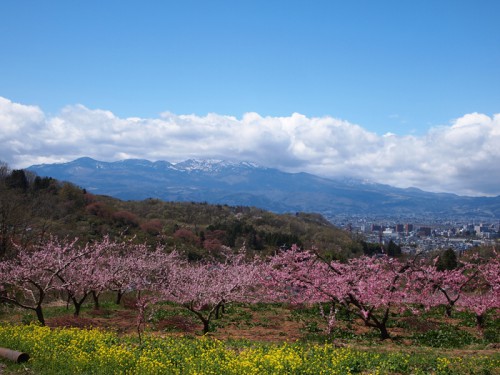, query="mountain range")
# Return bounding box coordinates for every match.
[28,157,500,220]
